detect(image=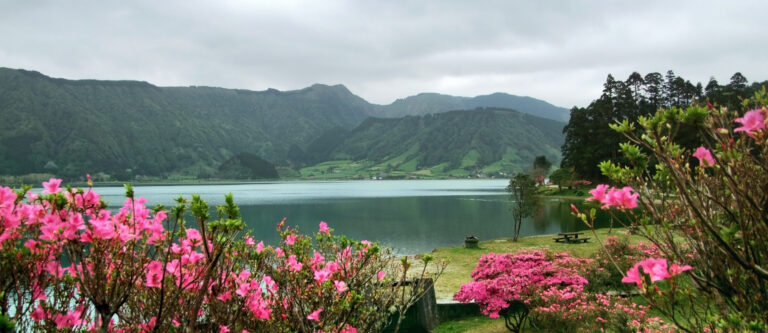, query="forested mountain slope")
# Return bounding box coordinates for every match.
[0,67,567,180]
[312,108,565,177]
[371,92,569,122]
[0,68,370,178]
